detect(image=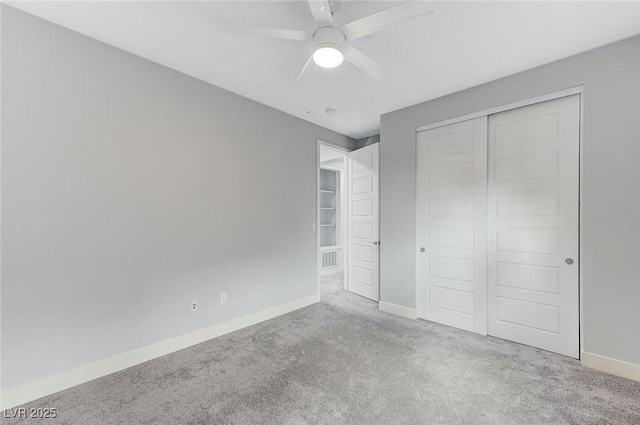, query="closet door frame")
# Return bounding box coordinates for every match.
[415,85,584,356]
